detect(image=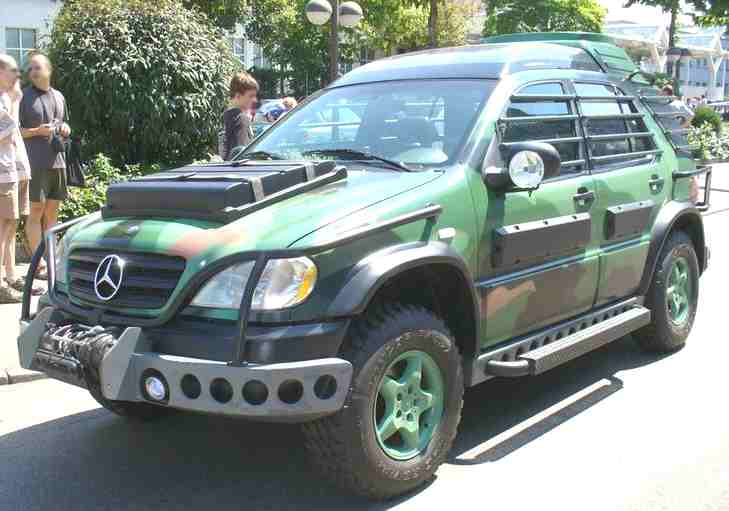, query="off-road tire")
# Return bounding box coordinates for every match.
[634,230,699,353]
[301,303,463,500]
[87,378,171,421]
